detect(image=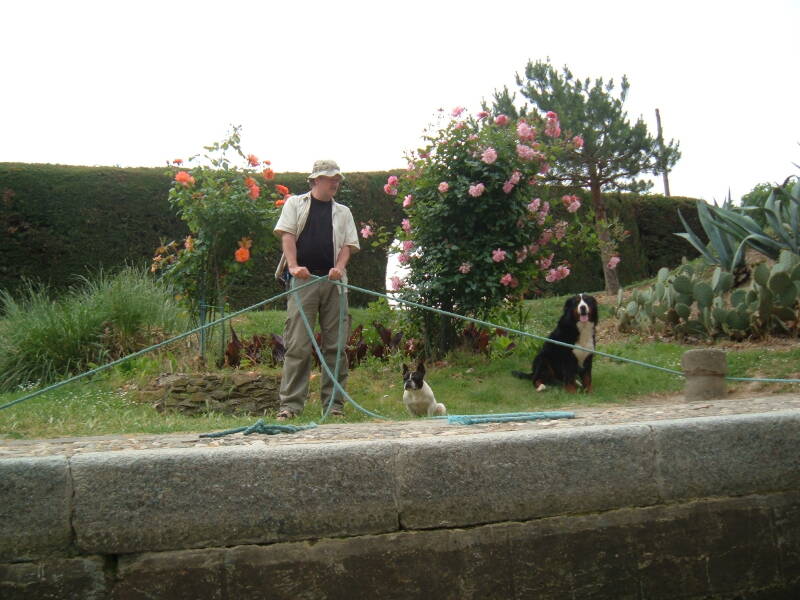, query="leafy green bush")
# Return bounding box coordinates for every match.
[0,267,187,391]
